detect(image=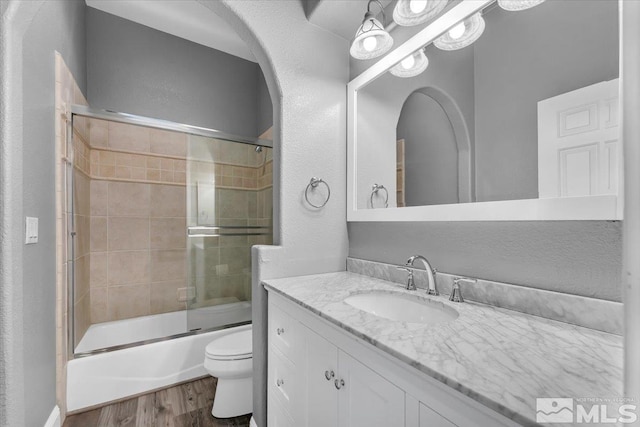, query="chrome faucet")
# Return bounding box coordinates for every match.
[406,255,438,295]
